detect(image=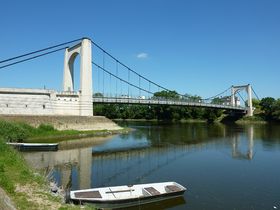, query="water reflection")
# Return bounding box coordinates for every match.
[23,136,113,190]
[231,125,254,160]
[22,123,280,210]
[24,124,263,189]
[117,196,186,210]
